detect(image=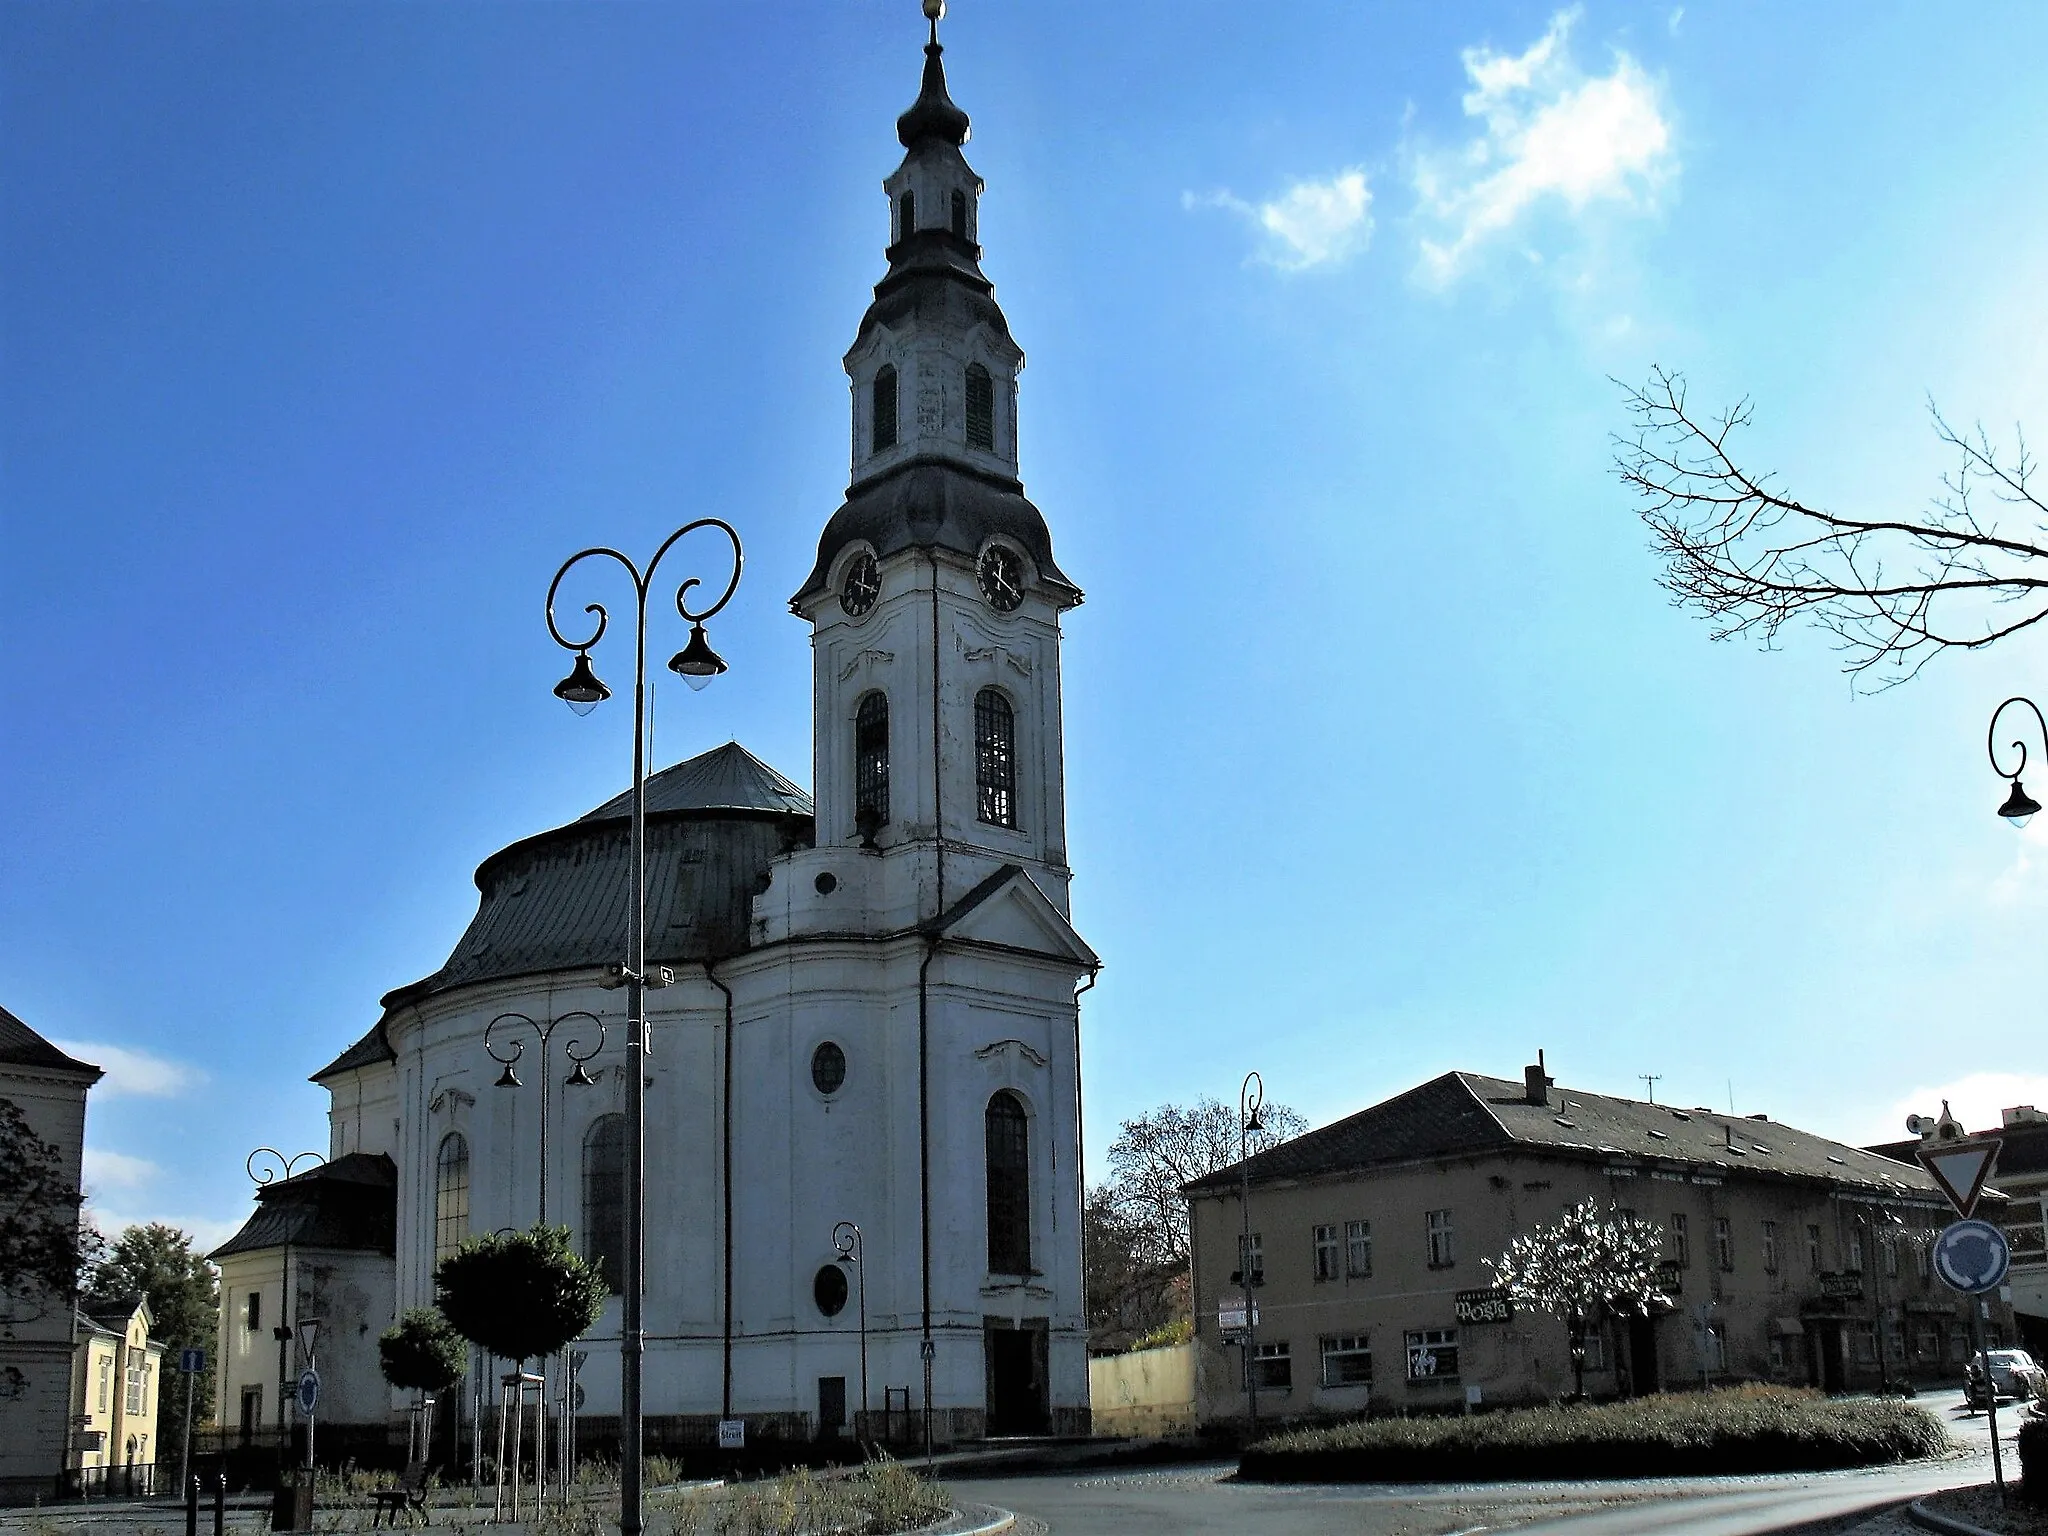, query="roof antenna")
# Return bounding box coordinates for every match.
[1640,1073,1661,1104]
